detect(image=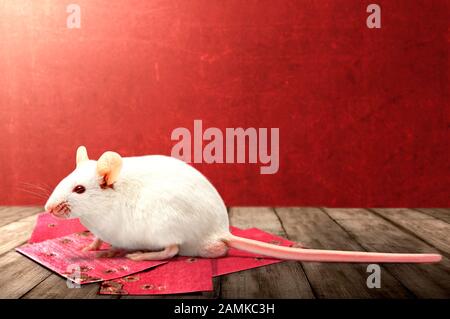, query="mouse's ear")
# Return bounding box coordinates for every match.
[76,146,89,167]
[96,151,122,187]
